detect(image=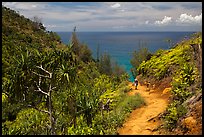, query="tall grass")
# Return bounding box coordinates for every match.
[103,93,146,134]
